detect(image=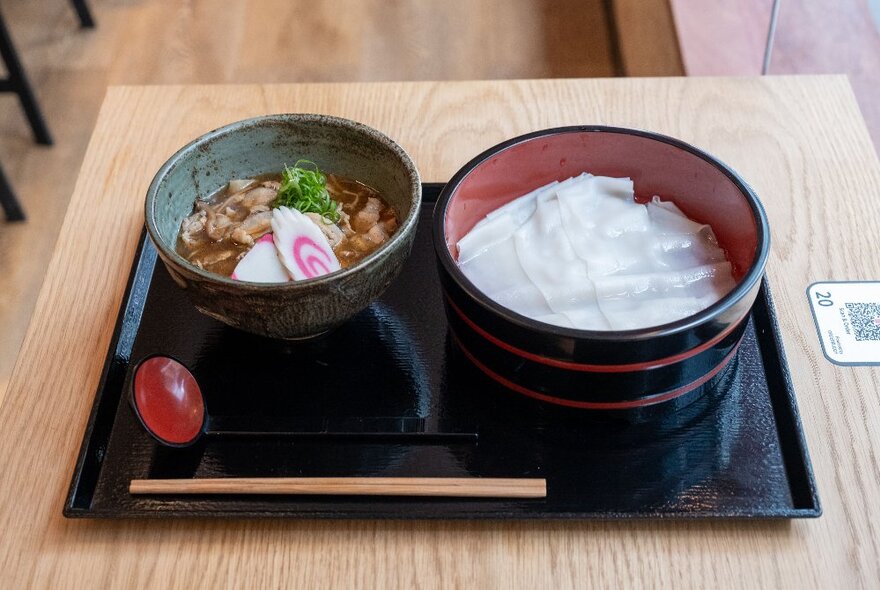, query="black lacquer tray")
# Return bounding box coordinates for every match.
[64,184,820,519]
